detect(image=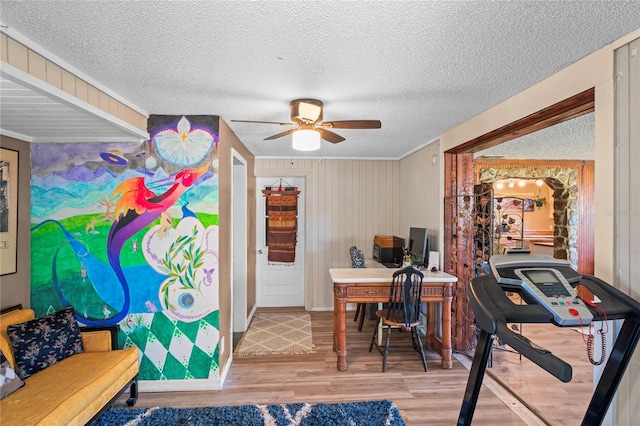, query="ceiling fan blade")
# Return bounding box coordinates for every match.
[319,120,382,129]
[264,128,298,140]
[231,119,295,126]
[318,128,345,144]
